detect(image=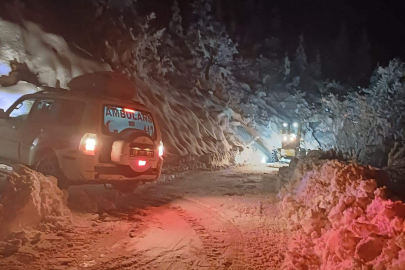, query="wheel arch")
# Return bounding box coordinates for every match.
[31,146,59,166]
